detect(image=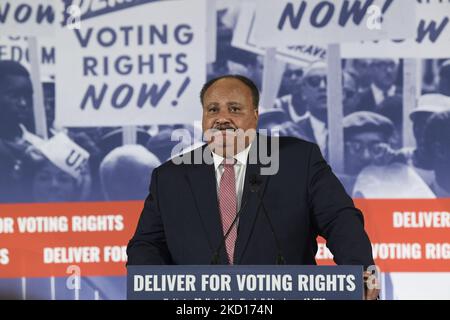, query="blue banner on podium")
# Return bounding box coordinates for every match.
[127,265,364,300]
